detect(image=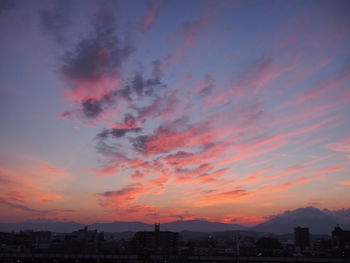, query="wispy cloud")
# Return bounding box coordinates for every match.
[137,0,161,33]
